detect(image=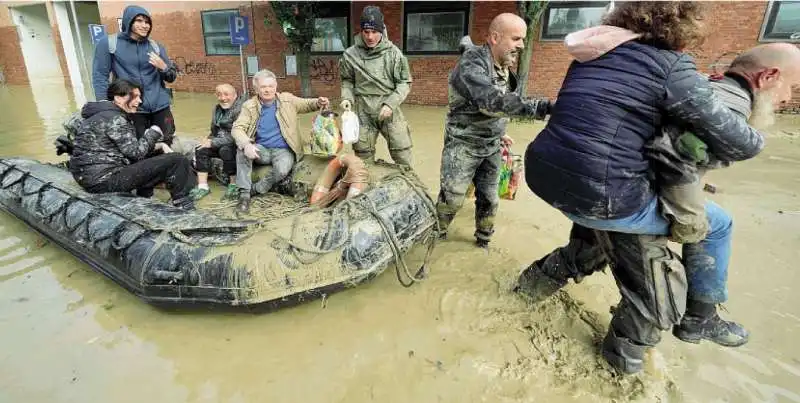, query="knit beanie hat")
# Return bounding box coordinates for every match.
[360,6,385,32]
